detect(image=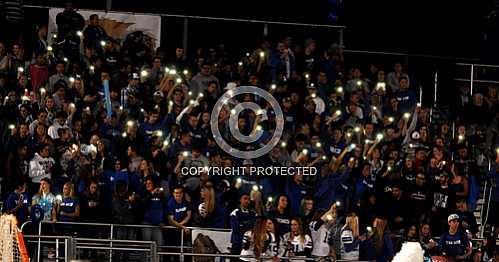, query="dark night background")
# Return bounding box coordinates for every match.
[23,0,497,61]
